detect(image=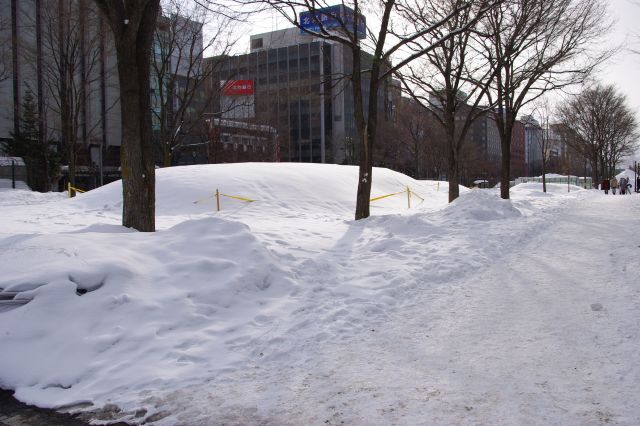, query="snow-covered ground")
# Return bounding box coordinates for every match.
[0,163,638,425]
